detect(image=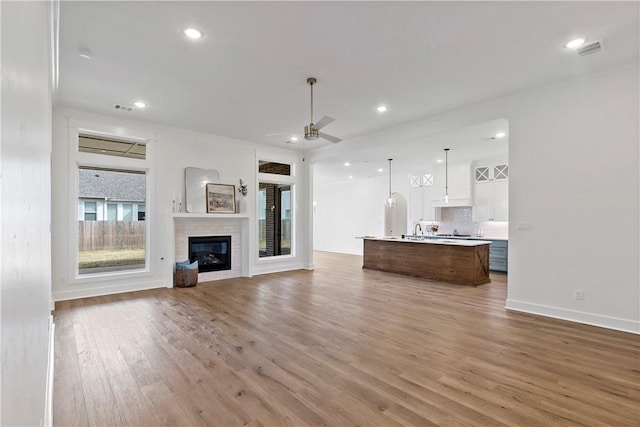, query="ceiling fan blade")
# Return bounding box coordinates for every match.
[312,115,335,131]
[319,132,342,143]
